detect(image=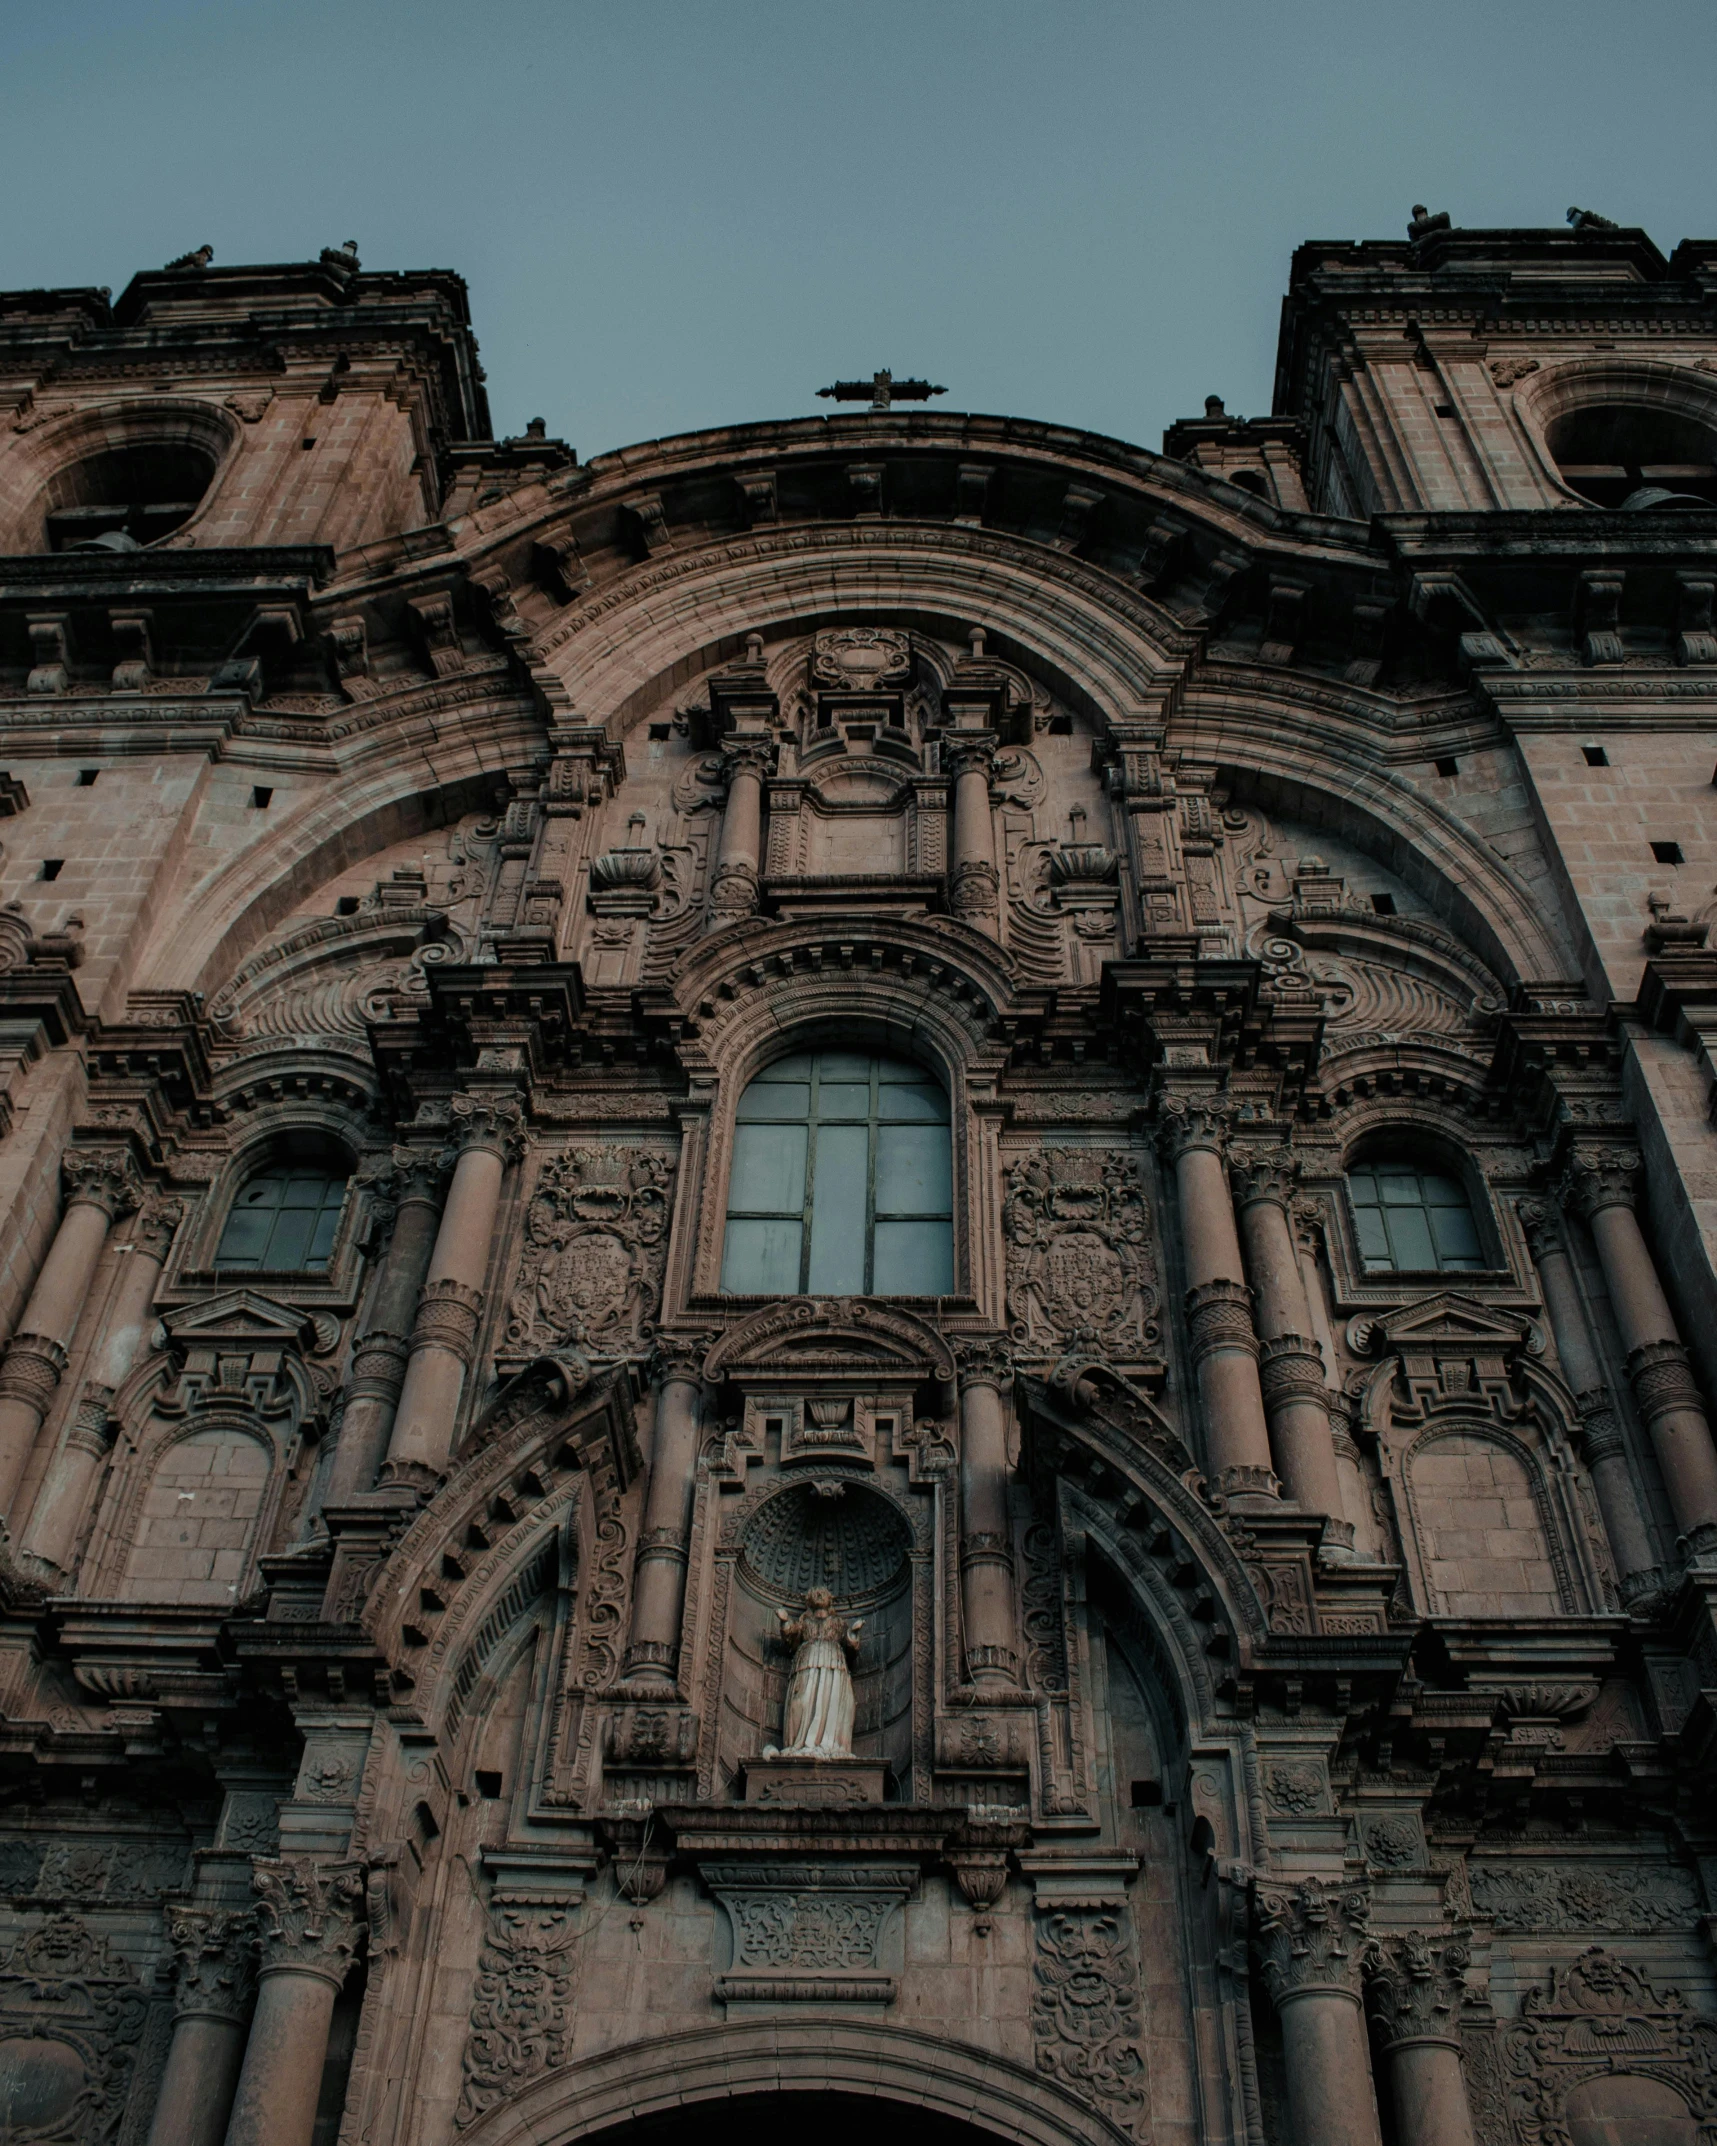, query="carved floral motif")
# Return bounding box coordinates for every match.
[505,1148,674,1357]
[455,1905,576,2130]
[1469,1861,1701,1935]
[1031,1907,1148,2132]
[1004,1149,1157,1357]
[1503,1949,1717,2145]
